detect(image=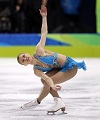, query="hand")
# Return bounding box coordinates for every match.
[39,5,47,17]
[51,84,61,91]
